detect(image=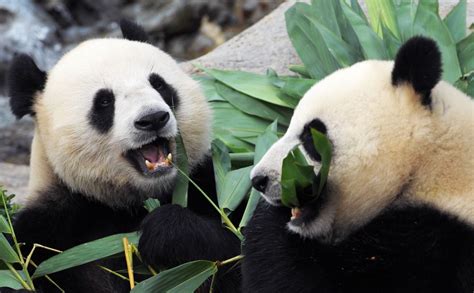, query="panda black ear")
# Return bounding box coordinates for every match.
[7,54,46,119]
[392,36,442,106]
[120,19,149,43]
